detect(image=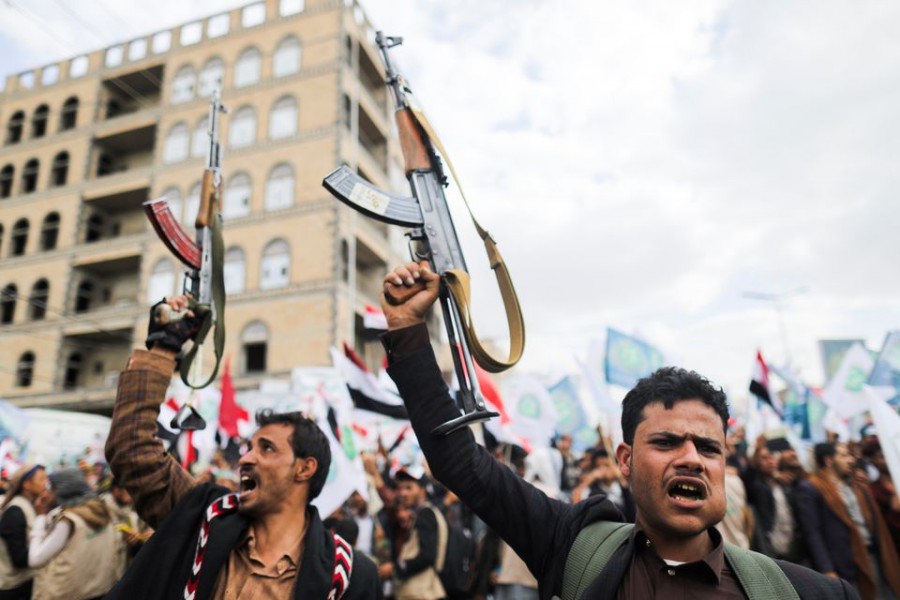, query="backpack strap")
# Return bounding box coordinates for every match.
[724,544,799,600]
[557,521,633,600]
[427,504,449,572]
